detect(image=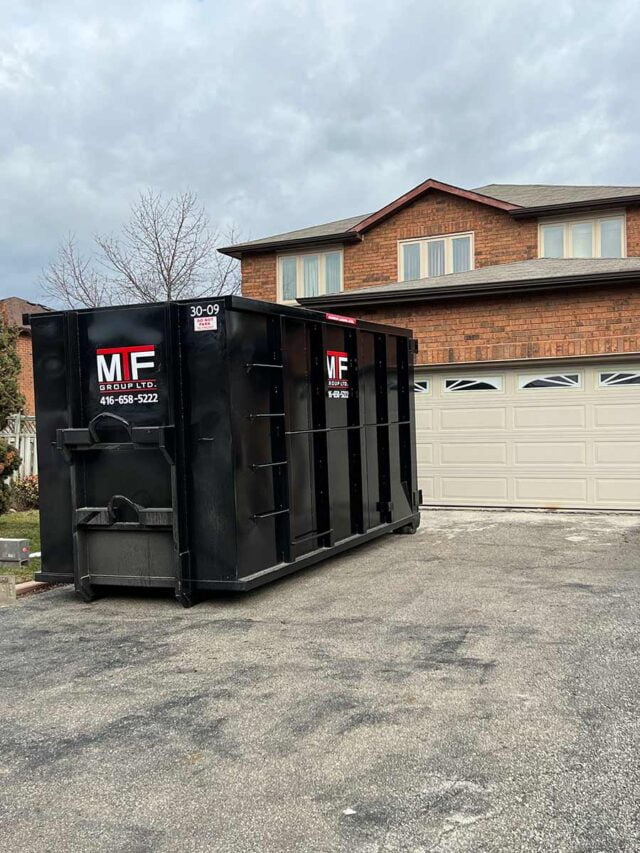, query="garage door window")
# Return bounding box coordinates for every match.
[414,379,430,393]
[518,373,581,390]
[599,371,640,387]
[444,376,502,392]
